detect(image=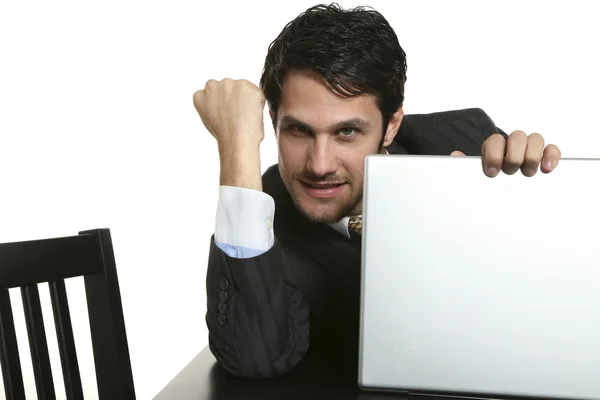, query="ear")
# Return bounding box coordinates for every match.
[382,106,404,148]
